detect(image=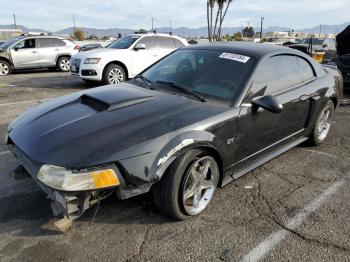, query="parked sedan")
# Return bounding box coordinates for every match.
[6,42,342,231]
